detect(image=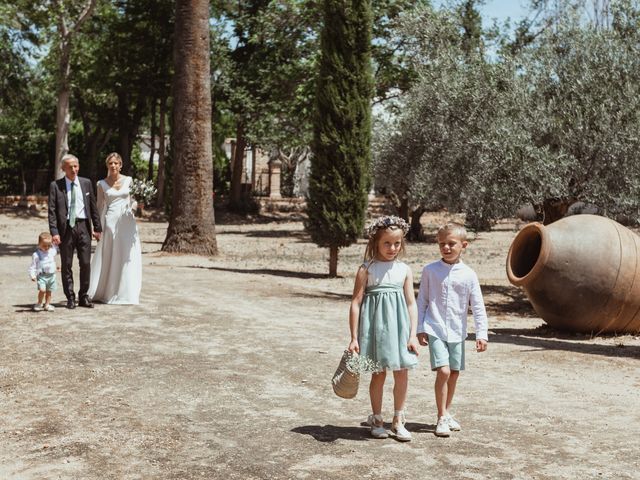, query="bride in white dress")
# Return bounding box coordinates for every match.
[88,152,142,304]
